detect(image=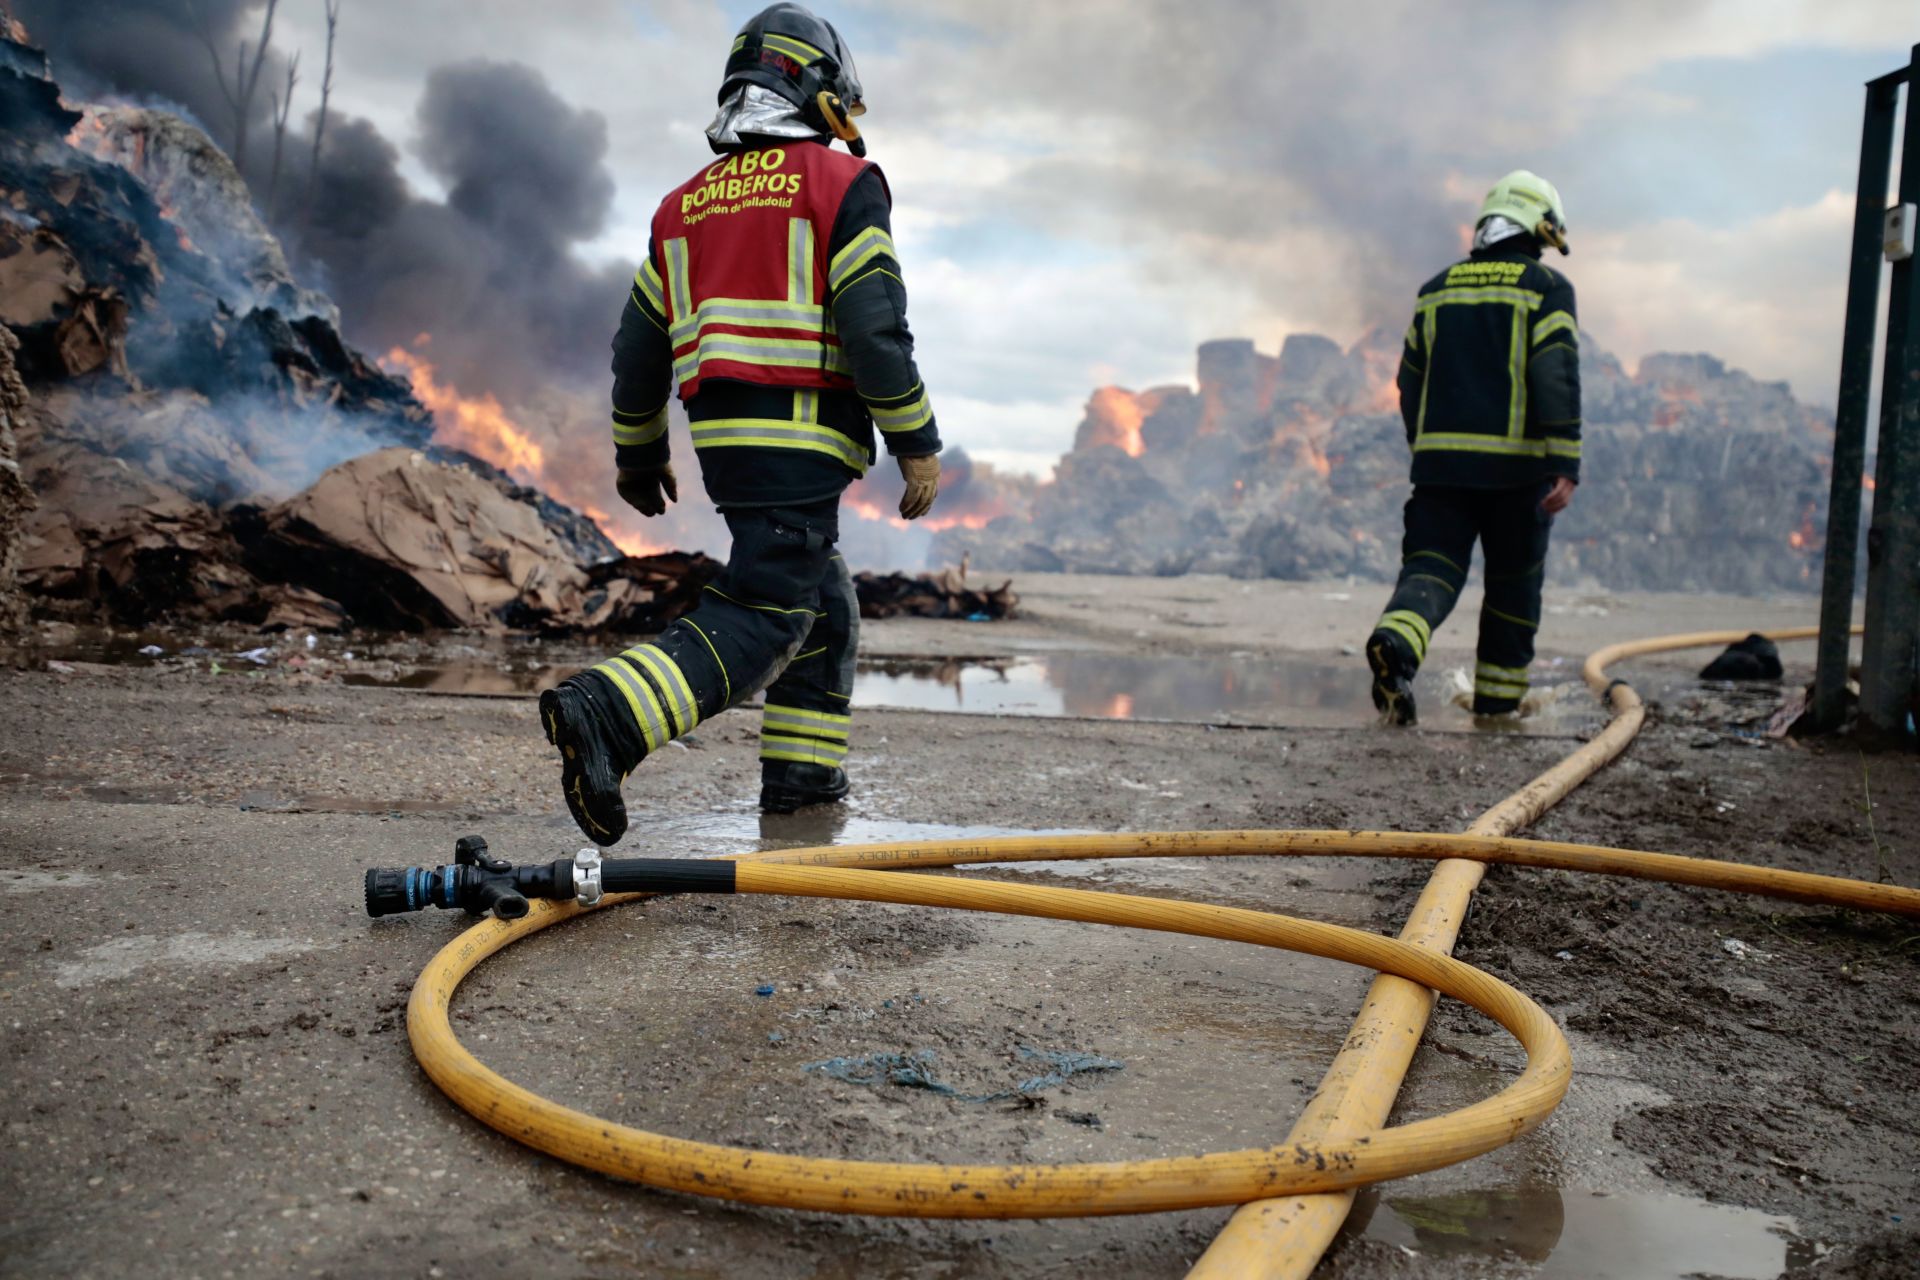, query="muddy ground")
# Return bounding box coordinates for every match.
[0,572,1914,1279]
